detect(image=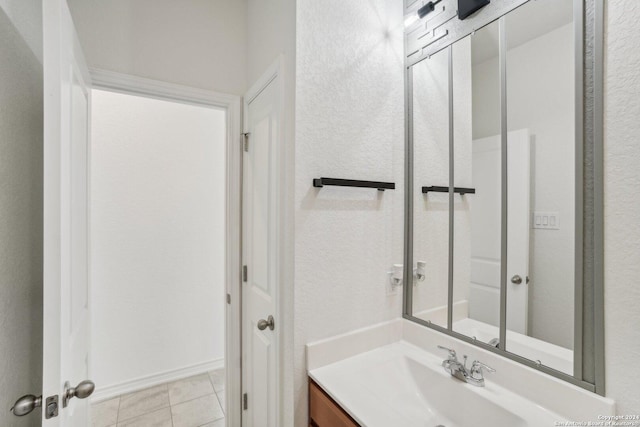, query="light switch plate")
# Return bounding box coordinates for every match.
[532,211,560,230]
